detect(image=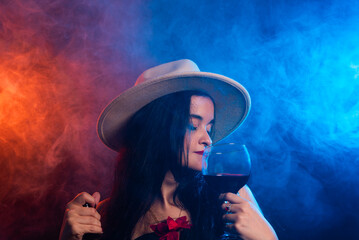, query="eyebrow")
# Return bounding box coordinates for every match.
[190,114,215,124]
